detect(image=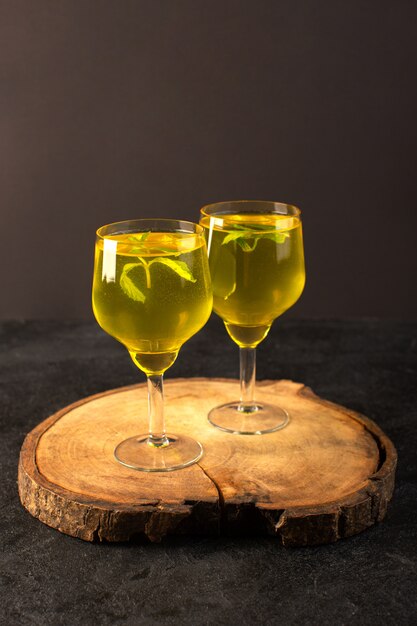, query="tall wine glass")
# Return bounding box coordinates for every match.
[200,201,305,434]
[92,219,212,471]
